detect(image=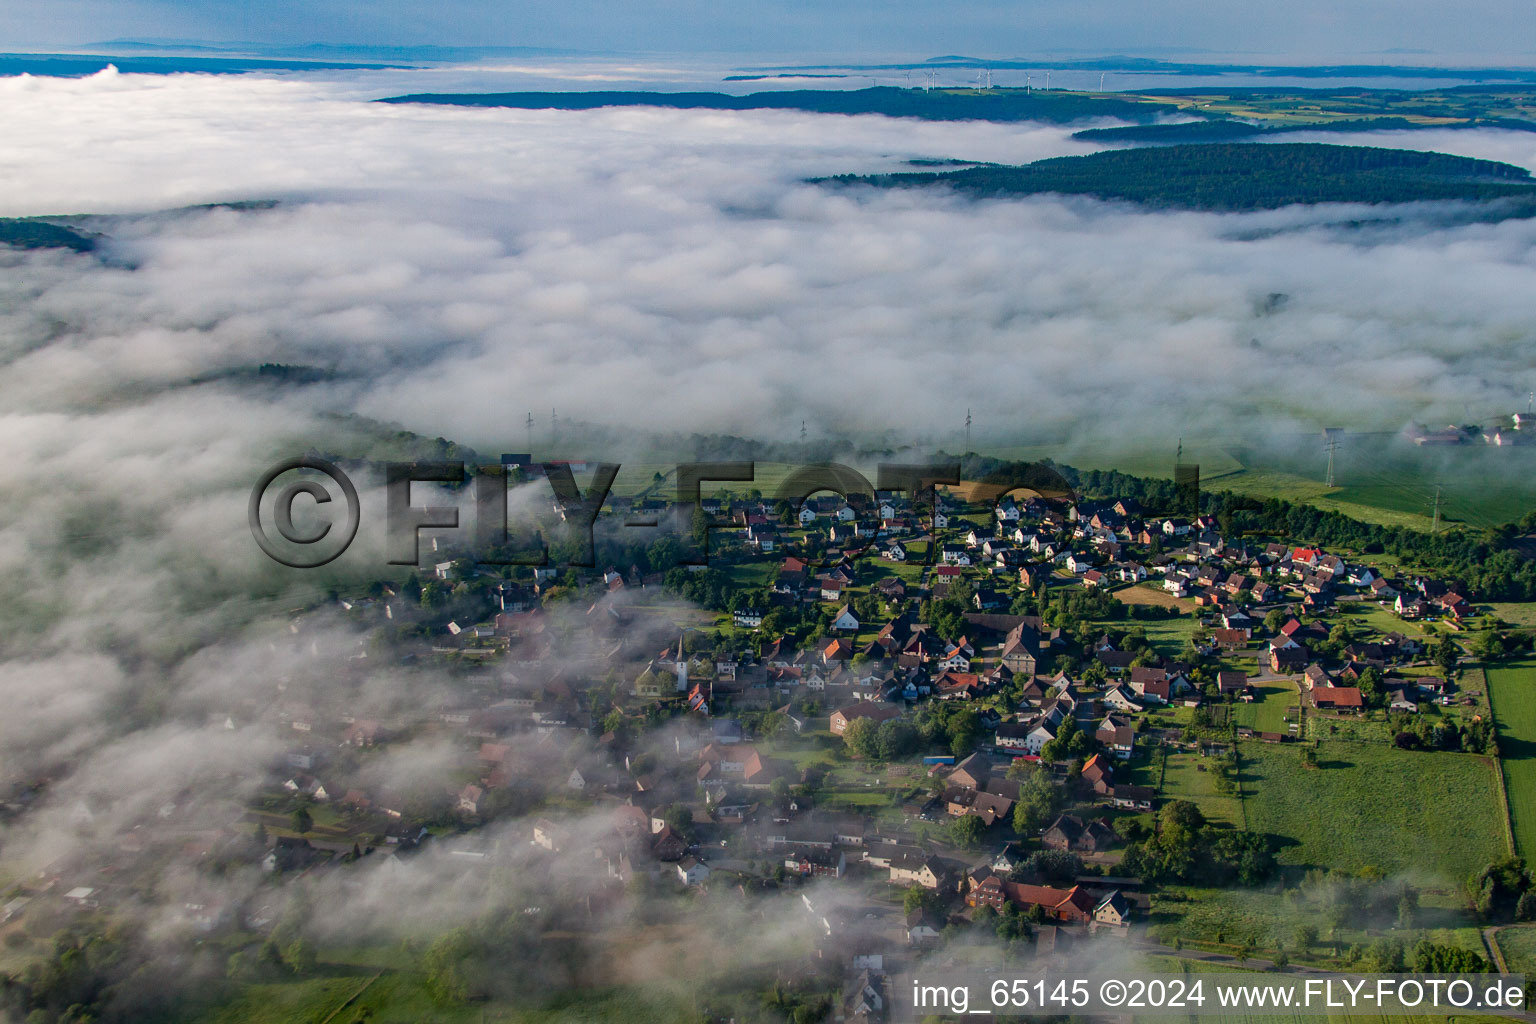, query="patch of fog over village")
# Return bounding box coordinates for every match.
[0,63,1534,1020]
